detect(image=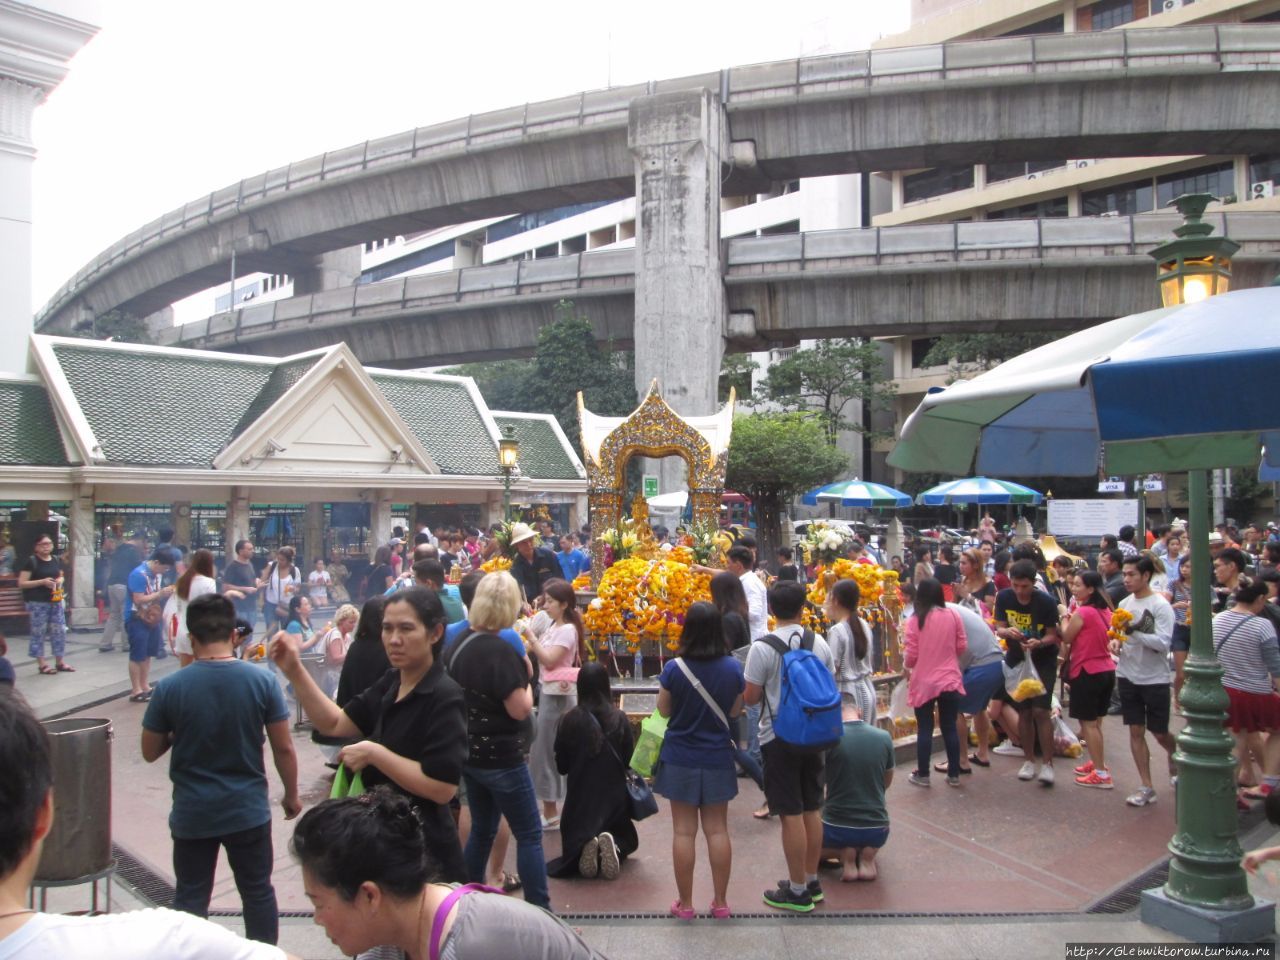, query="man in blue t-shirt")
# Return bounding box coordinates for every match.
[556,533,590,582]
[125,550,175,702]
[141,594,299,945]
